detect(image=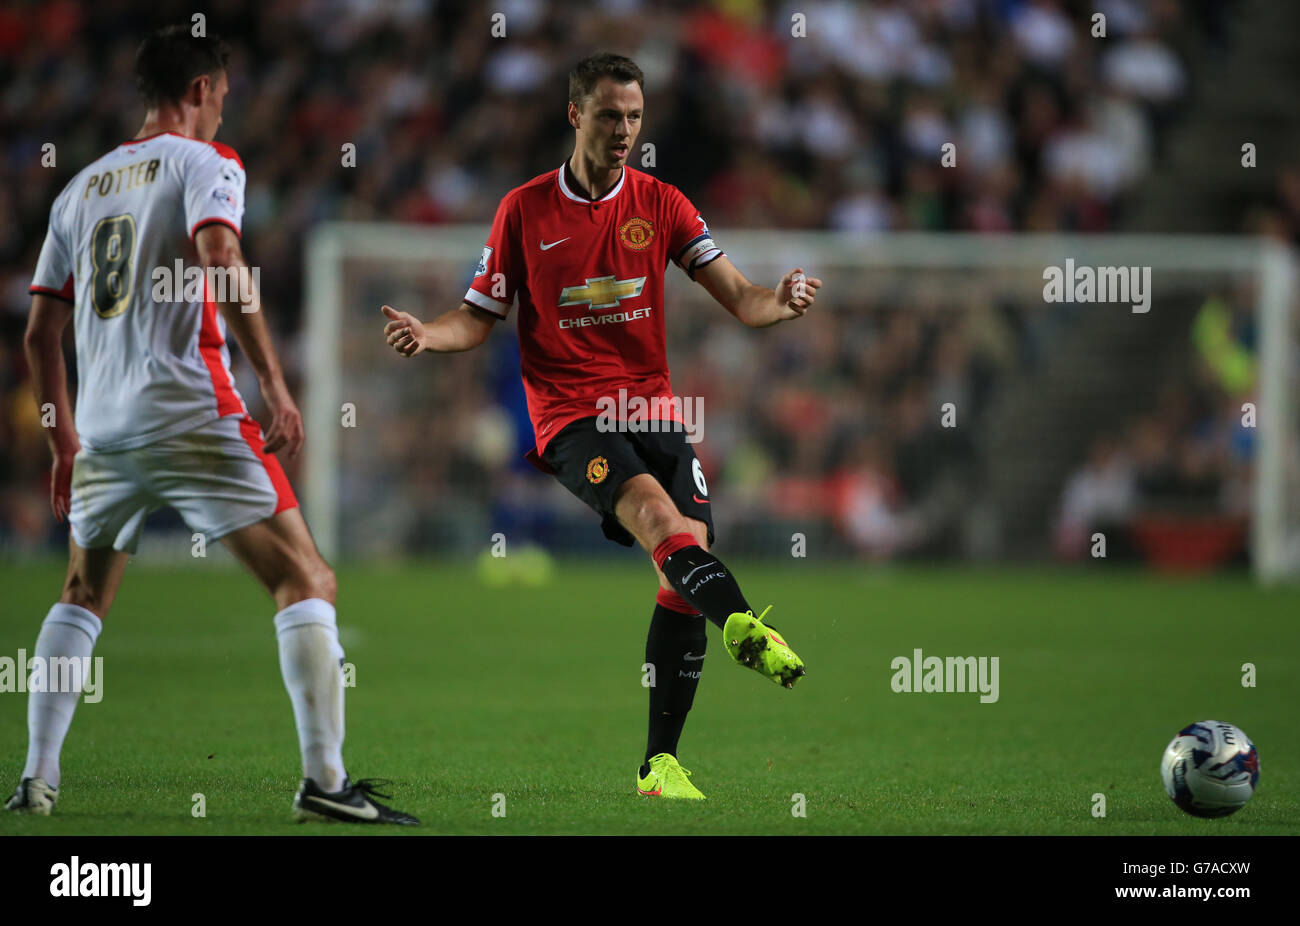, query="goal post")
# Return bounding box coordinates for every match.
[1253,237,1298,582]
[303,224,1297,580]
